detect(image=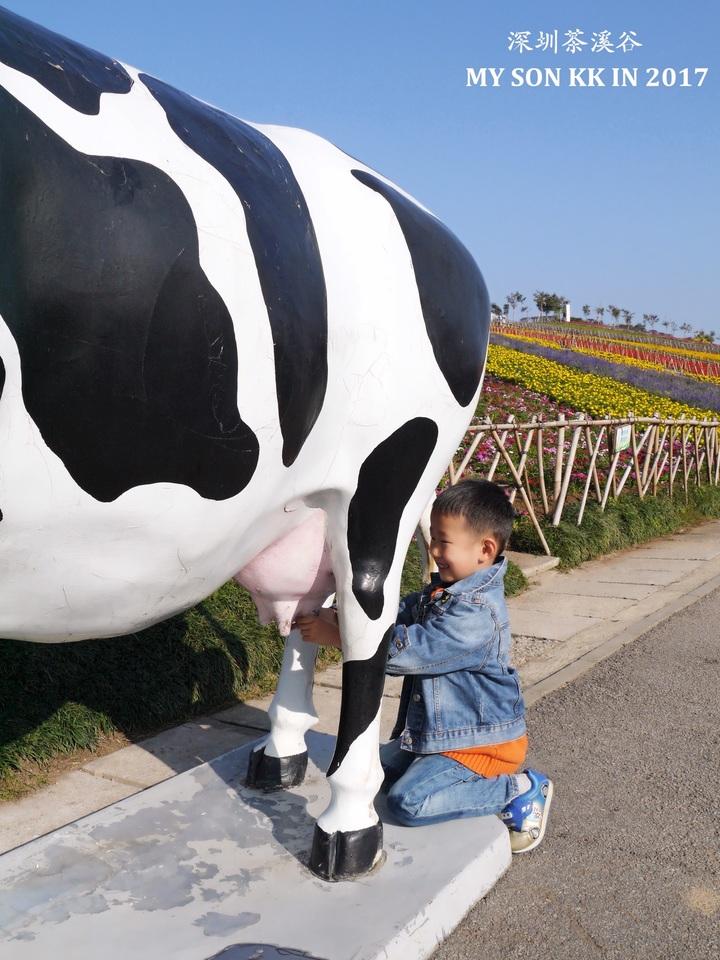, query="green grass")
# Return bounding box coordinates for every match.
[4,540,529,798]
[510,484,720,568]
[1,580,286,792]
[505,560,528,596]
